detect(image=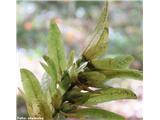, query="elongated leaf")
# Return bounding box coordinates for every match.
[67,108,125,120]
[79,69,142,88]
[91,55,134,70]
[18,88,34,117]
[68,63,79,83]
[21,69,44,102]
[40,73,53,110]
[83,2,108,52]
[48,21,66,75]
[20,69,52,119]
[43,55,57,80]
[40,64,55,109]
[41,55,57,95]
[84,88,137,105]
[83,2,109,60]
[67,50,75,68]
[83,27,108,60]
[40,73,51,92]
[101,69,143,80]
